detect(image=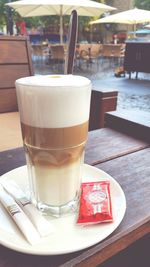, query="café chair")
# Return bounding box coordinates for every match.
[31,43,49,62]
[49,45,65,71]
[75,43,91,68]
[101,44,125,67]
[89,43,103,67]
